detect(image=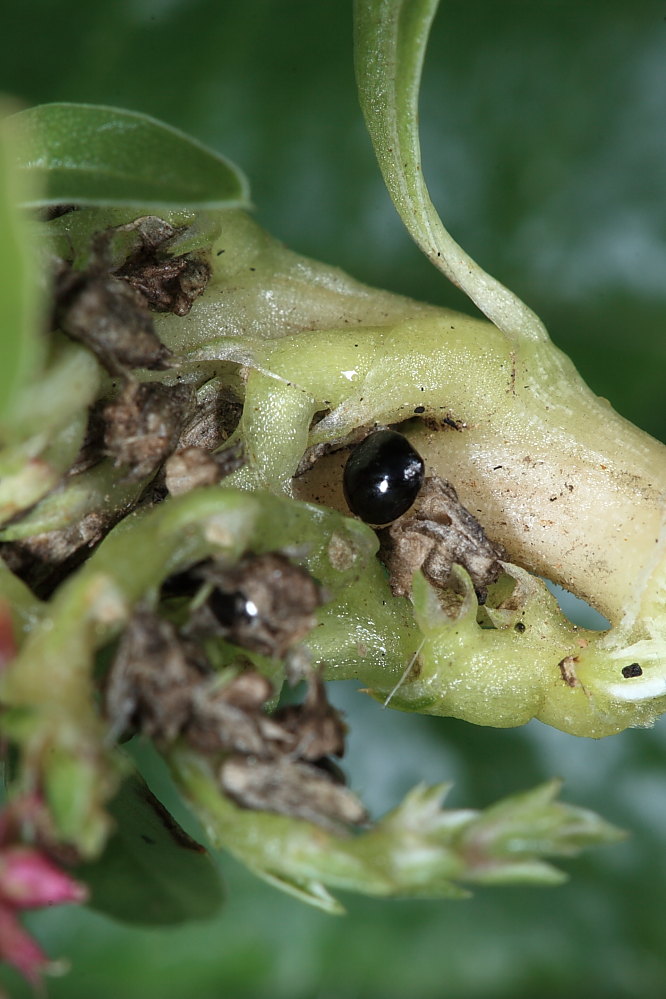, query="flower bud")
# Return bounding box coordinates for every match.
[0,846,88,909]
